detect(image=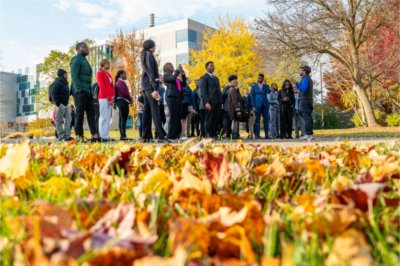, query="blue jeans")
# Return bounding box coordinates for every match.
[254,105,269,138]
